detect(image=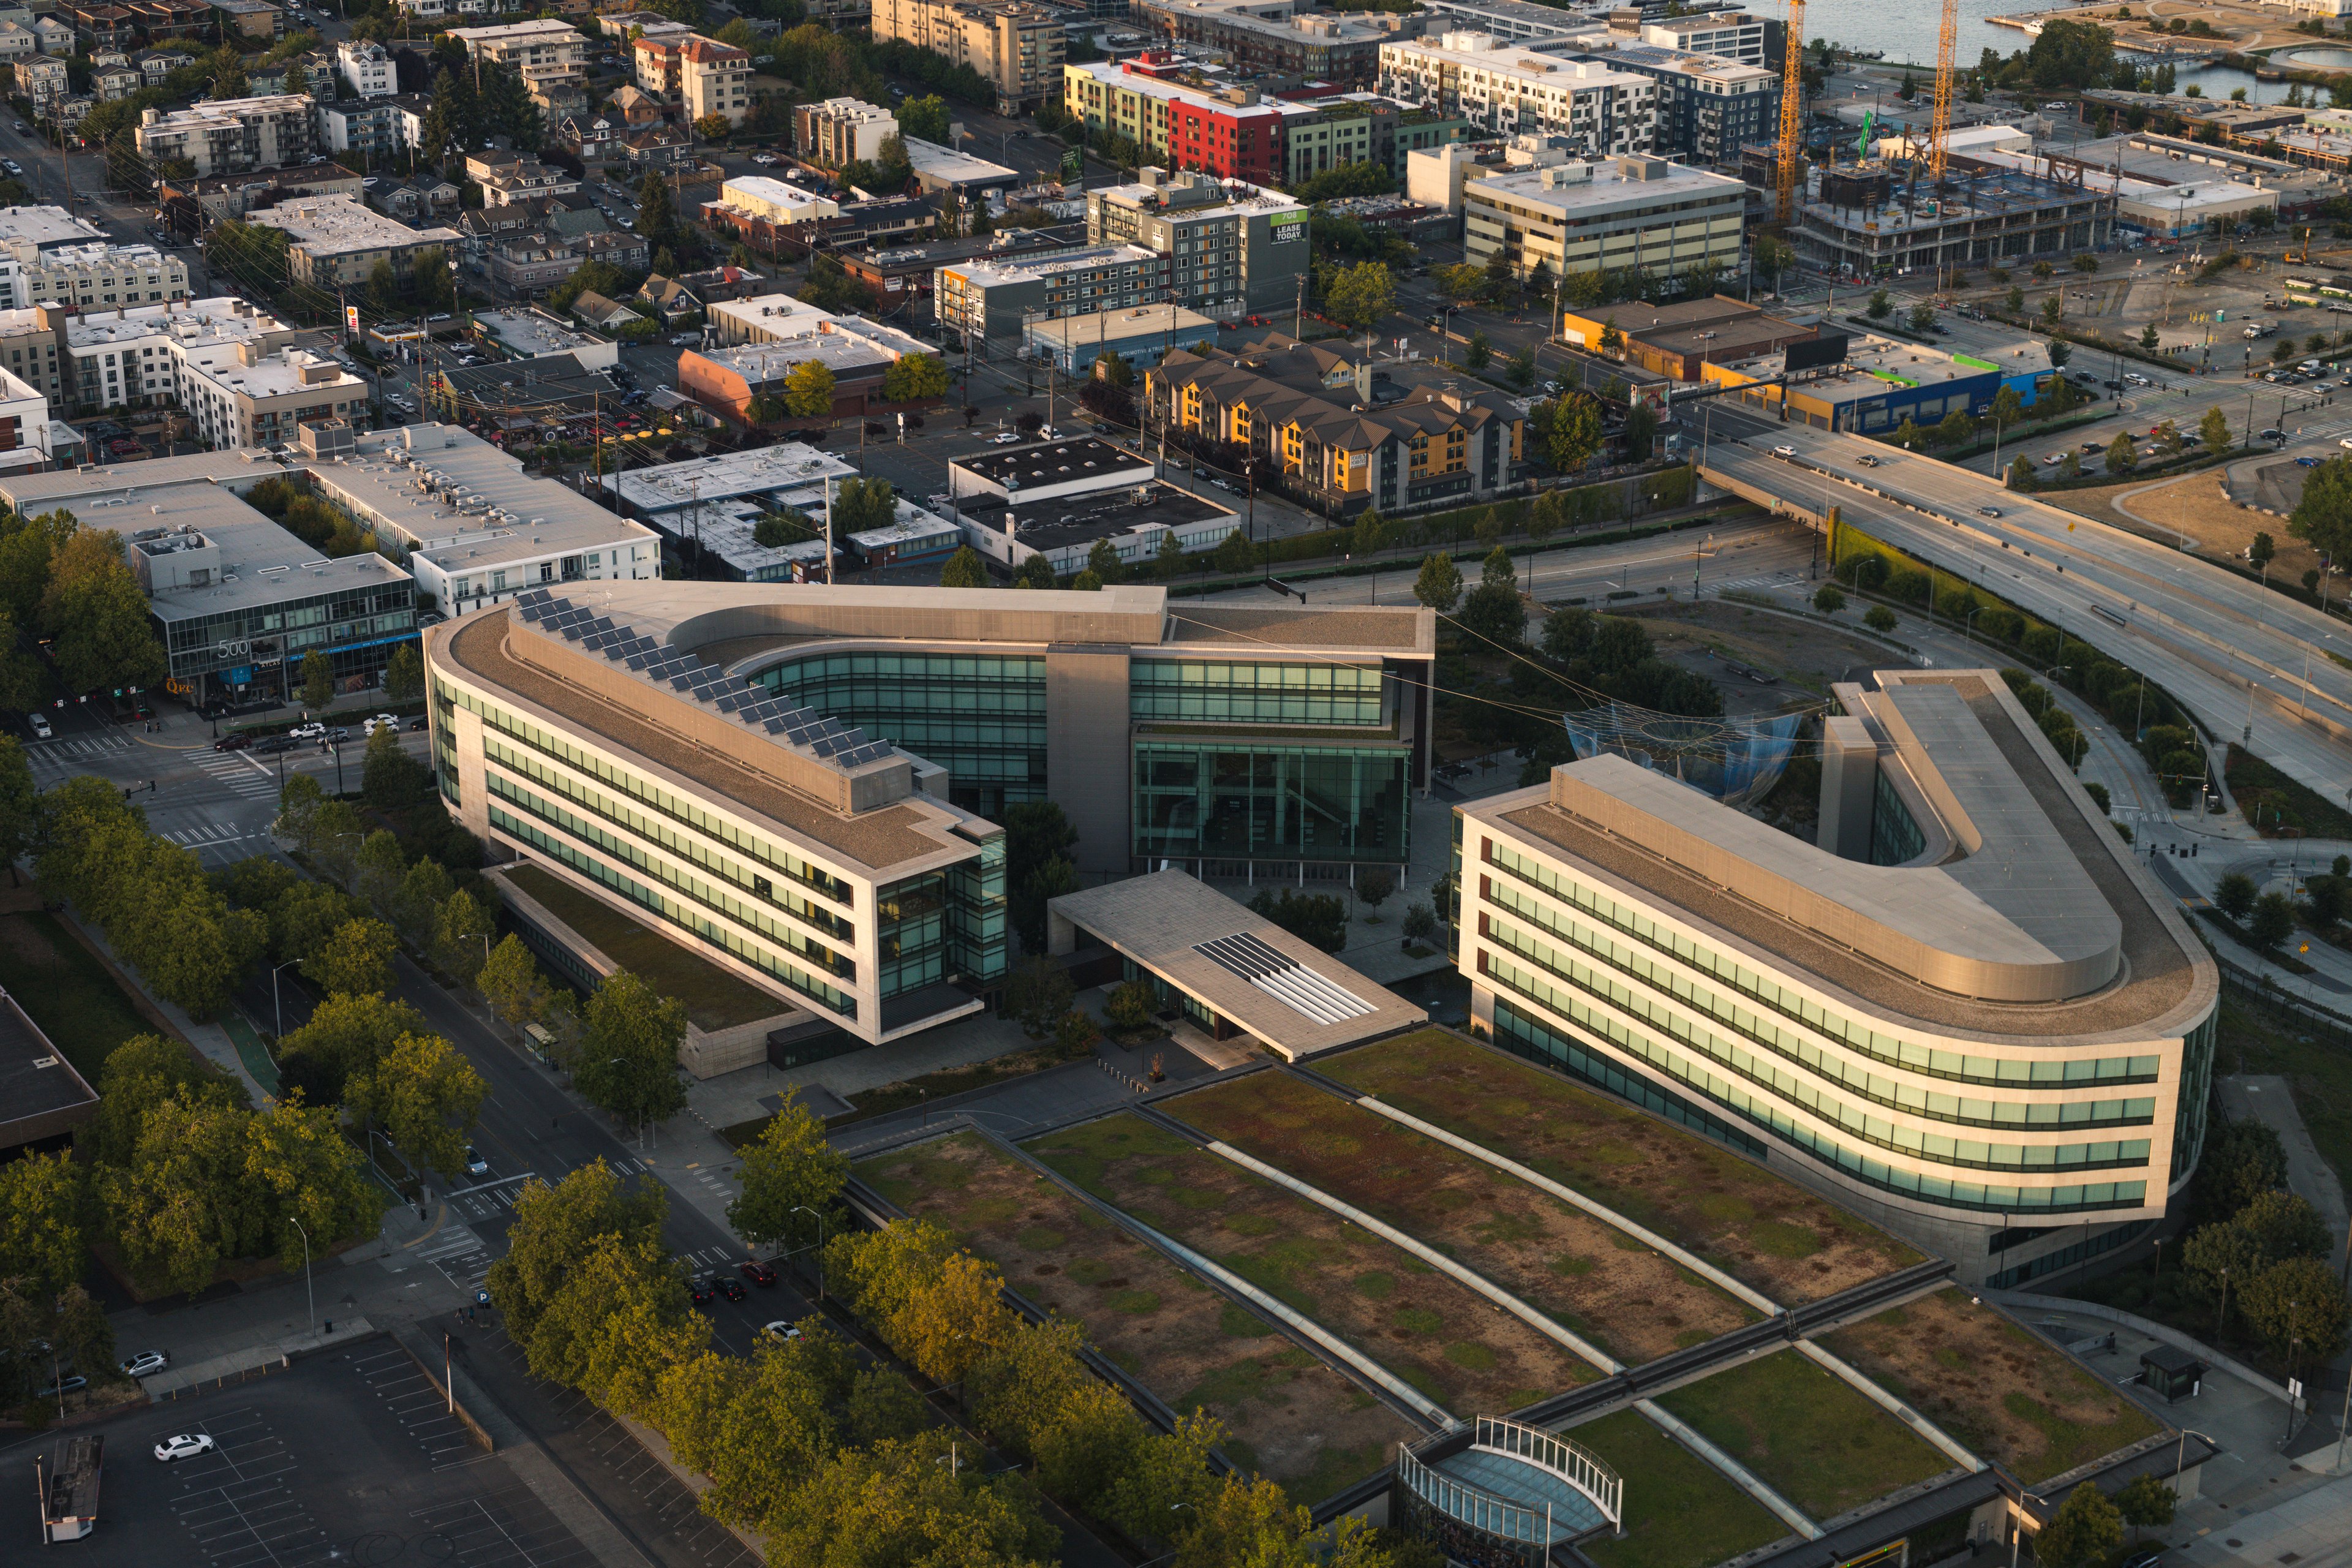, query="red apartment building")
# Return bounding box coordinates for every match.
[1065,56,1281,185]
